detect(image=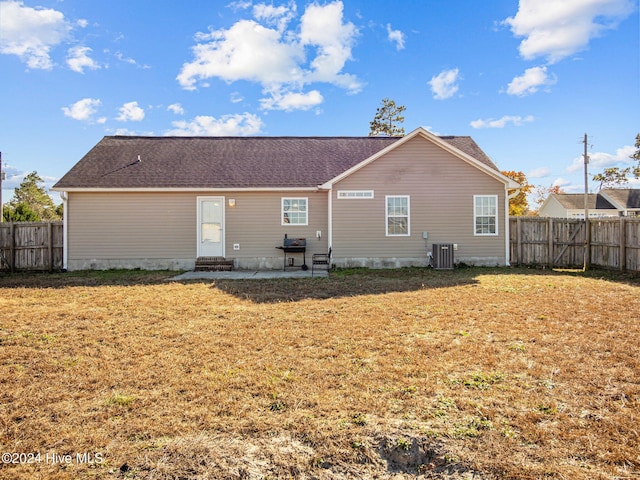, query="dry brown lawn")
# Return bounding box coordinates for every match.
[0,267,639,479]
